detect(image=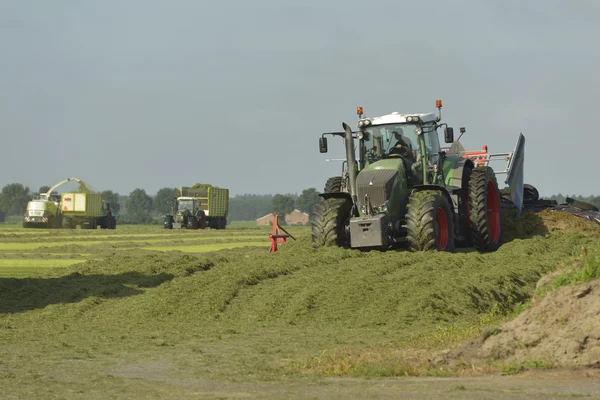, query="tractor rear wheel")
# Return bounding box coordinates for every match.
[311,197,352,248]
[468,167,502,252]
[456,165,473,247]
[324,176,343,193]
[406,190,455,252]
[188,216,198,229]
